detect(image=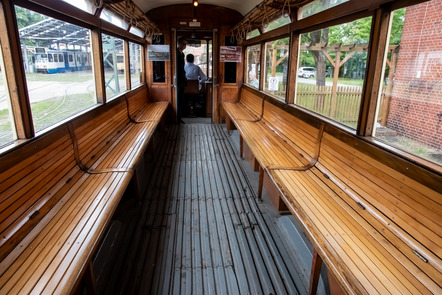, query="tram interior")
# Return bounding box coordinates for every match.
[0,0,440,294]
